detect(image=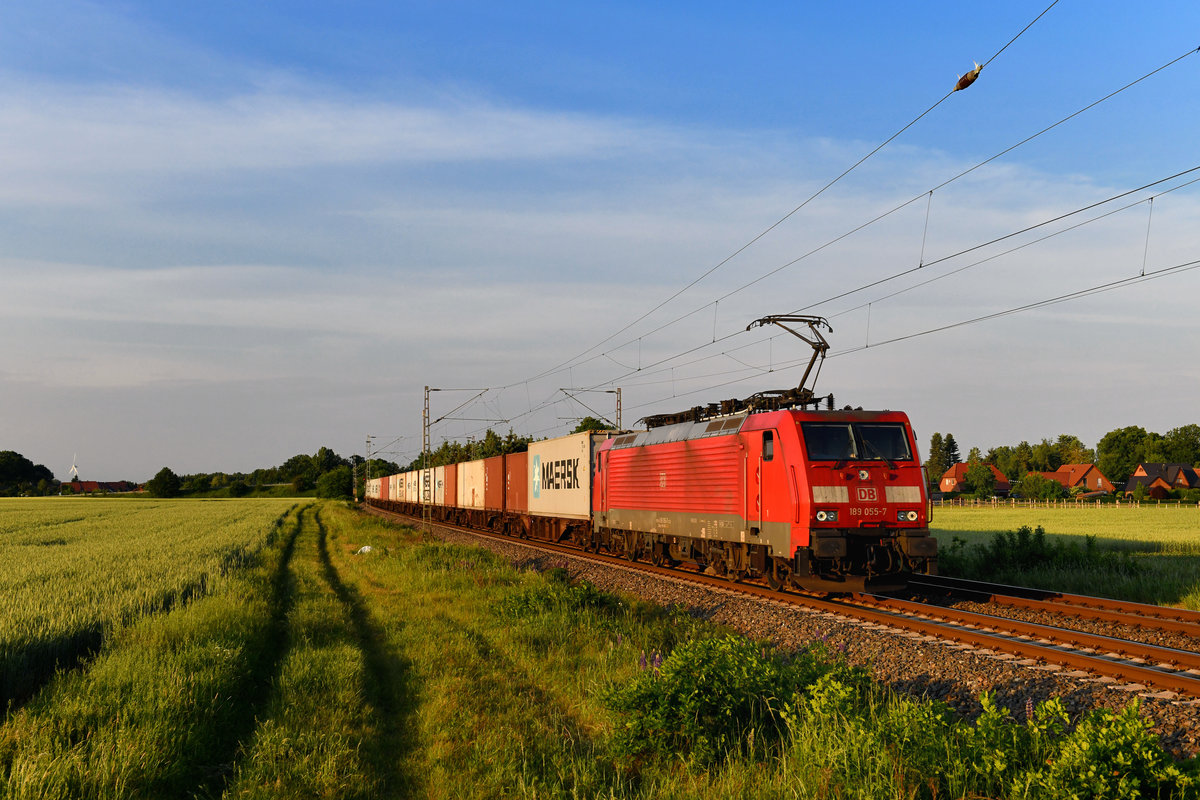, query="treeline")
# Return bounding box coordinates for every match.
[402,428,536,471]
[924,424,1200,499]
[398,420,614,472]
[0,451,57,497]
[148,446,402,500]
